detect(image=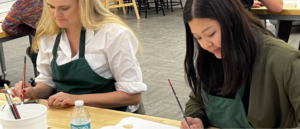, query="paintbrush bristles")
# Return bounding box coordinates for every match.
[4,83,9,90]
